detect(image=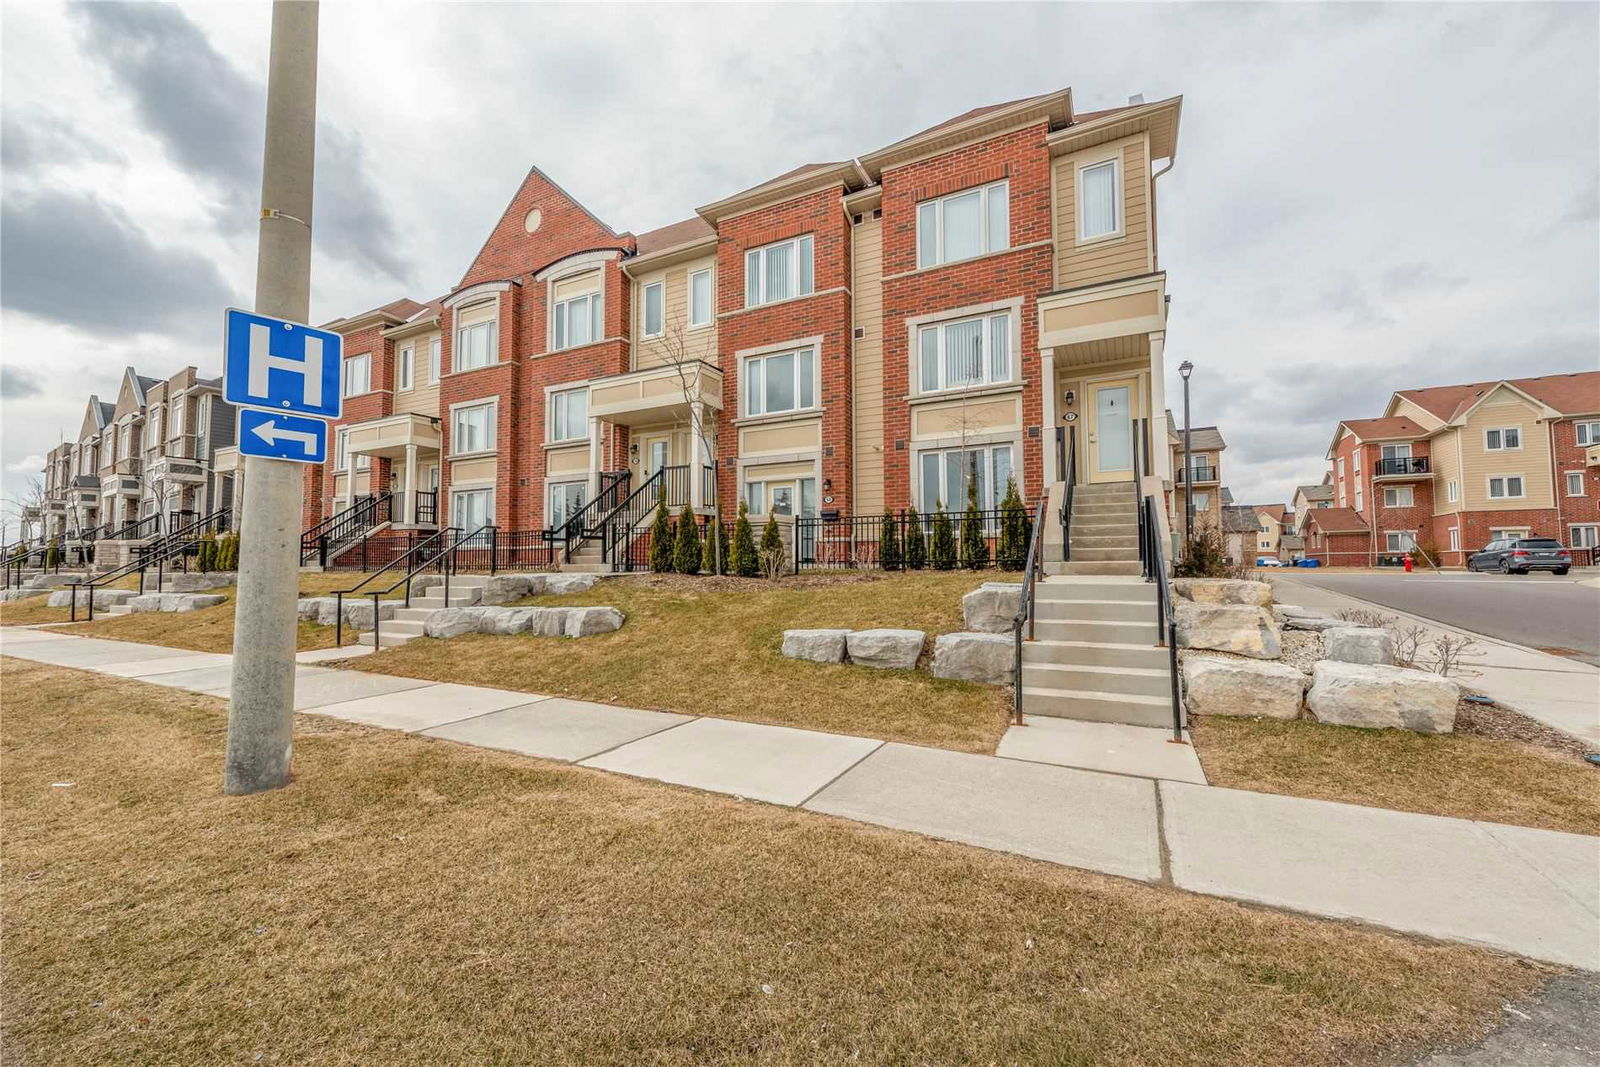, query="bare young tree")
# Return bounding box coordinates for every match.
[2,476,45,546]
[651,308,724,574]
